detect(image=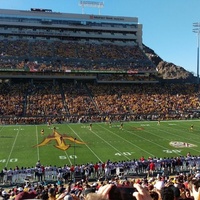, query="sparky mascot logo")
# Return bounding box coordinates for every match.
[34,130,85,151]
